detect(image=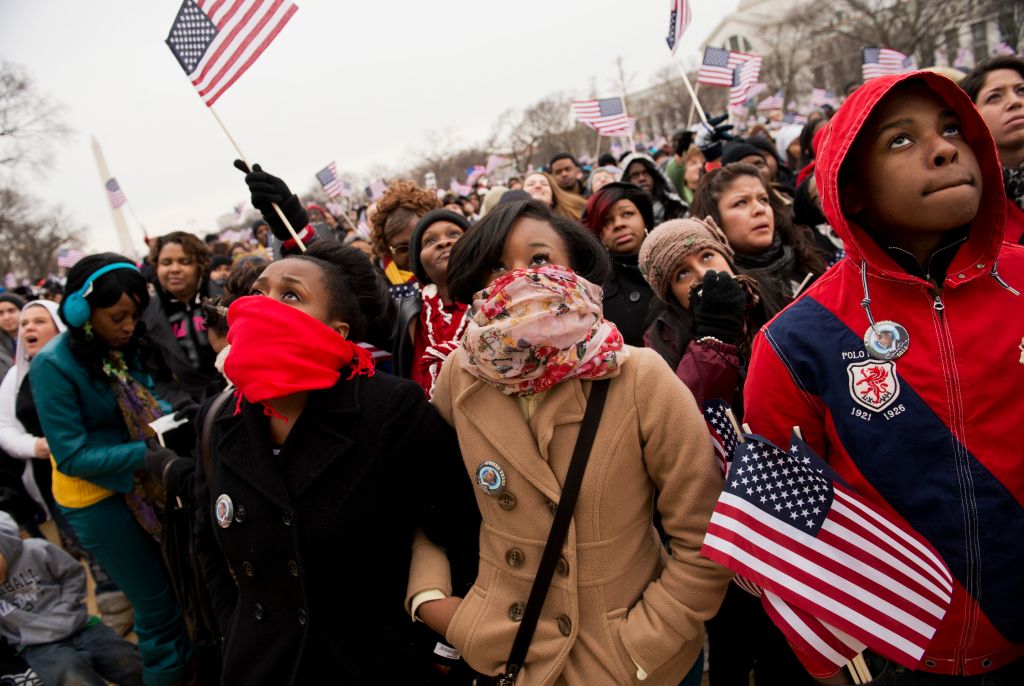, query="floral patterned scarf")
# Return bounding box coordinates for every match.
[460,265,628,396]
[103,350,166,540]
